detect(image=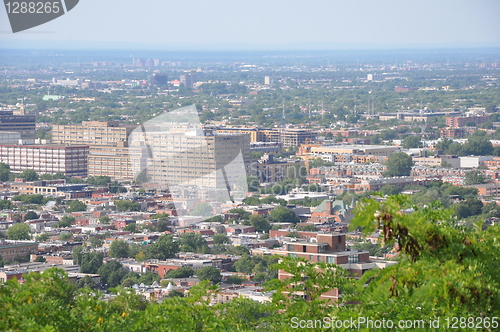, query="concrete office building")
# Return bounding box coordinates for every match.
[0,144,89,176]
[52,121,135,146]
[52,121,136,181]
[130,128,250,190]
[0,110,36,140]
[88,143,134,181]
